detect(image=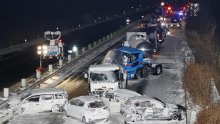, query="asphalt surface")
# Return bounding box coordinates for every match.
[0,11,146,89]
